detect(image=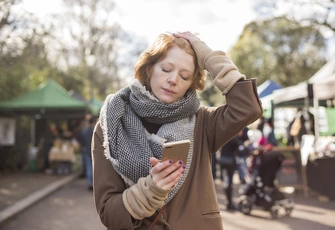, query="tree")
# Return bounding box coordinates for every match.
[0,0,64,100]
[229,17,327,87]
[281,0,335,33]
[0,0,22,57]
[252,0,335,33]
[0,0,147,103]
[198,73,223,107]
[43,0,147,101]
[0,39,65,100]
